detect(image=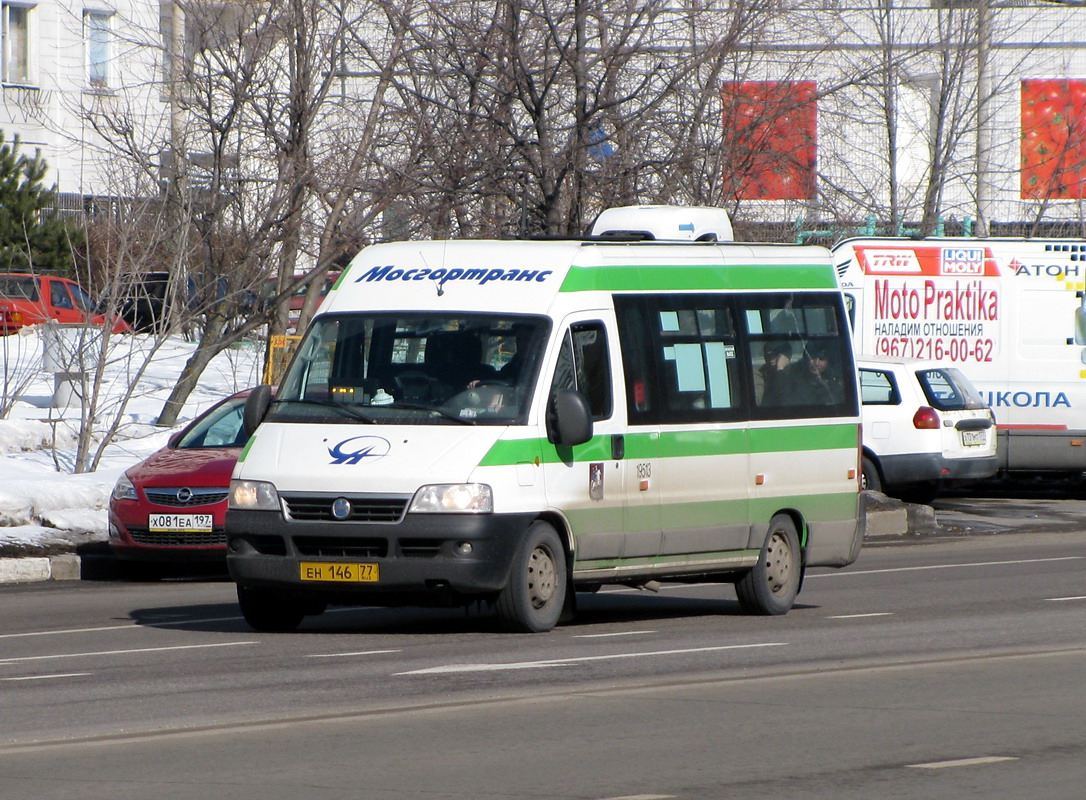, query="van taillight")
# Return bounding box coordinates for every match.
[912,406,940,429]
